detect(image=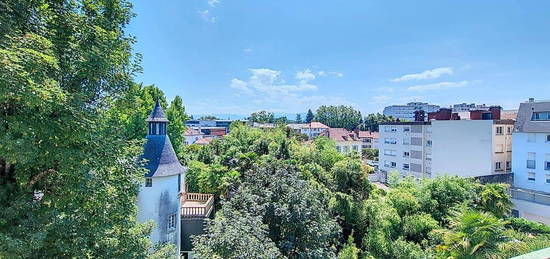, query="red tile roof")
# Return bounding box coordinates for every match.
[357,130,379,139]
[306,122,330,129]
[184,128,203,136]
[194,137,214,145]
[320,128,359,142]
